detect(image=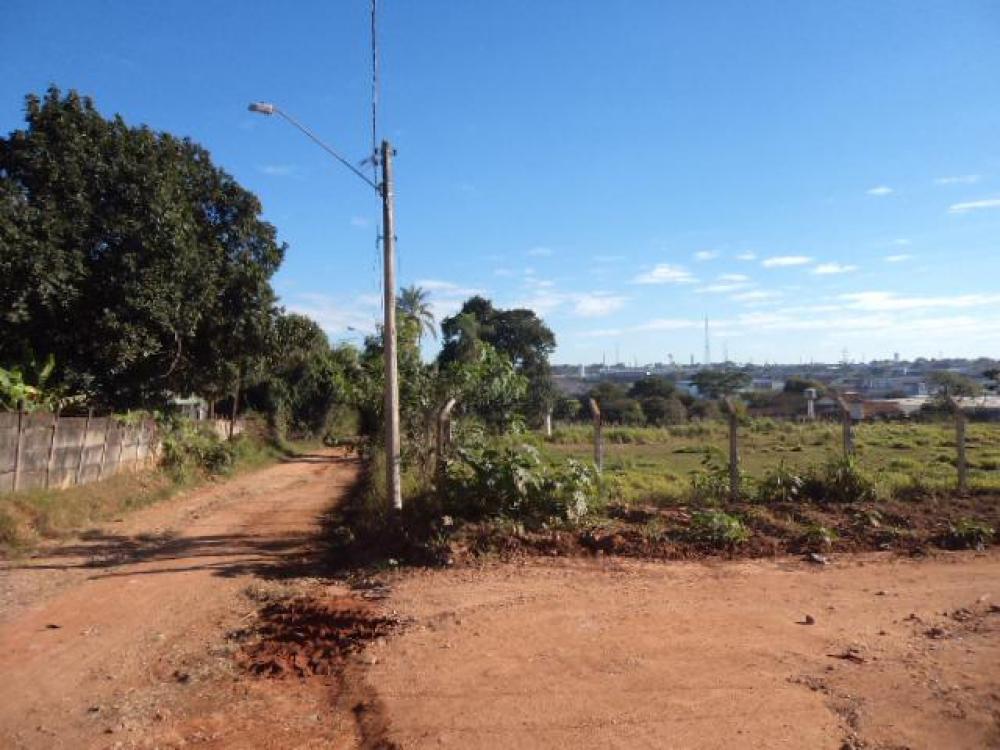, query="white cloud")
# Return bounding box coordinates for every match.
[736,251,757,261]
[636,318,700,332]
[349,216,370,228]
[694,250,719,261]
[718,273,750,283]
[812,262,859,275]
[762,255,813,268]
[730,290,781,304]
[839,291,1000,312]
[948,198,1000,214]
[884,254,913,263]
[867,185,893,196]
[527,246,554,257]
[572,293,628,317]
[935,175,981,185]
[632,263,697,285]
[891,238,911,246]
[415,279,481,295]
[286,292,377,336]
[257,163,297,176]
[697,282,752,294]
